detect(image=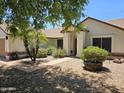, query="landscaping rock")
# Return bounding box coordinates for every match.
[113,58,124,64]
